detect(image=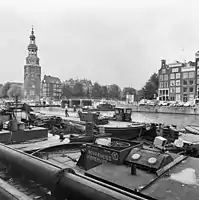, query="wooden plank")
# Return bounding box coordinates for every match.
[138,155,187,192]
[0,178,33,200]
[8,138,70,152]
[156,155,187,176]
